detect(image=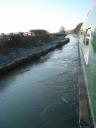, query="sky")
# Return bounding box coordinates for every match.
[0,0,95,33]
